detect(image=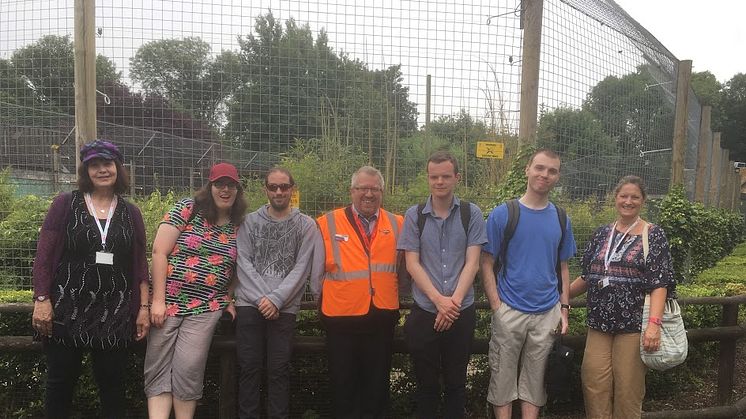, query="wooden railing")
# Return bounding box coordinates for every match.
[2,294,745,418]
